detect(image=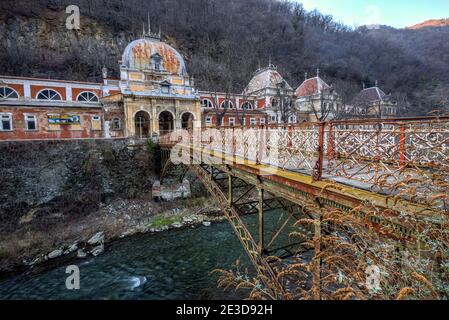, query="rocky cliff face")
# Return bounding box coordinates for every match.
[409,19,449,30]
[0,3,131,81]
[0,139,156,233]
